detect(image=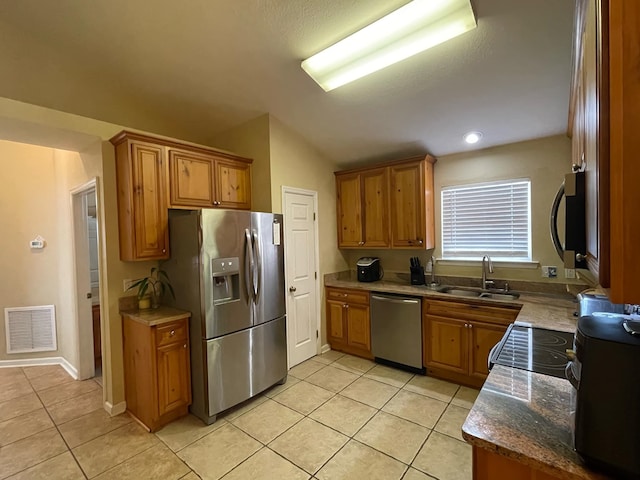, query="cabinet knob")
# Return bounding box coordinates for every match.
[345,304,349,309]
[359,241,365,246]
[170,330,176,336]
[162,249,166,253]
[183,344,187,348]
[417,239,424,245]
